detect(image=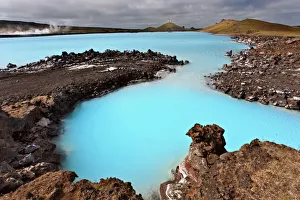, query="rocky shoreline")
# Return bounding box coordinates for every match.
[207,35,300,110]
[2,171,143,200]
[0,49,189,197]
[160,36,300,199]
[1,35,300,200]
[160,124,300,200]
